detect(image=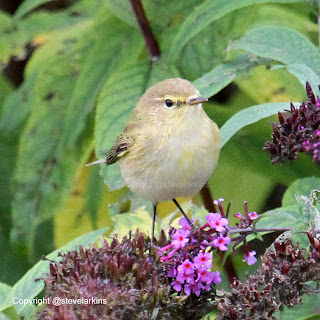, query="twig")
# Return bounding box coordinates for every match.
[130,0,161,60]
[228,227,293,235]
